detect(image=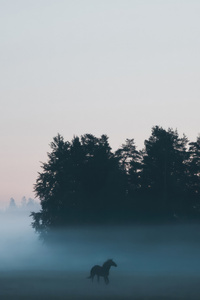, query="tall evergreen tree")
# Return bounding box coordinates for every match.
[140,126,189,219]
[124,140,142,194]
[187,136,200,215]
[115,139,142,211]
